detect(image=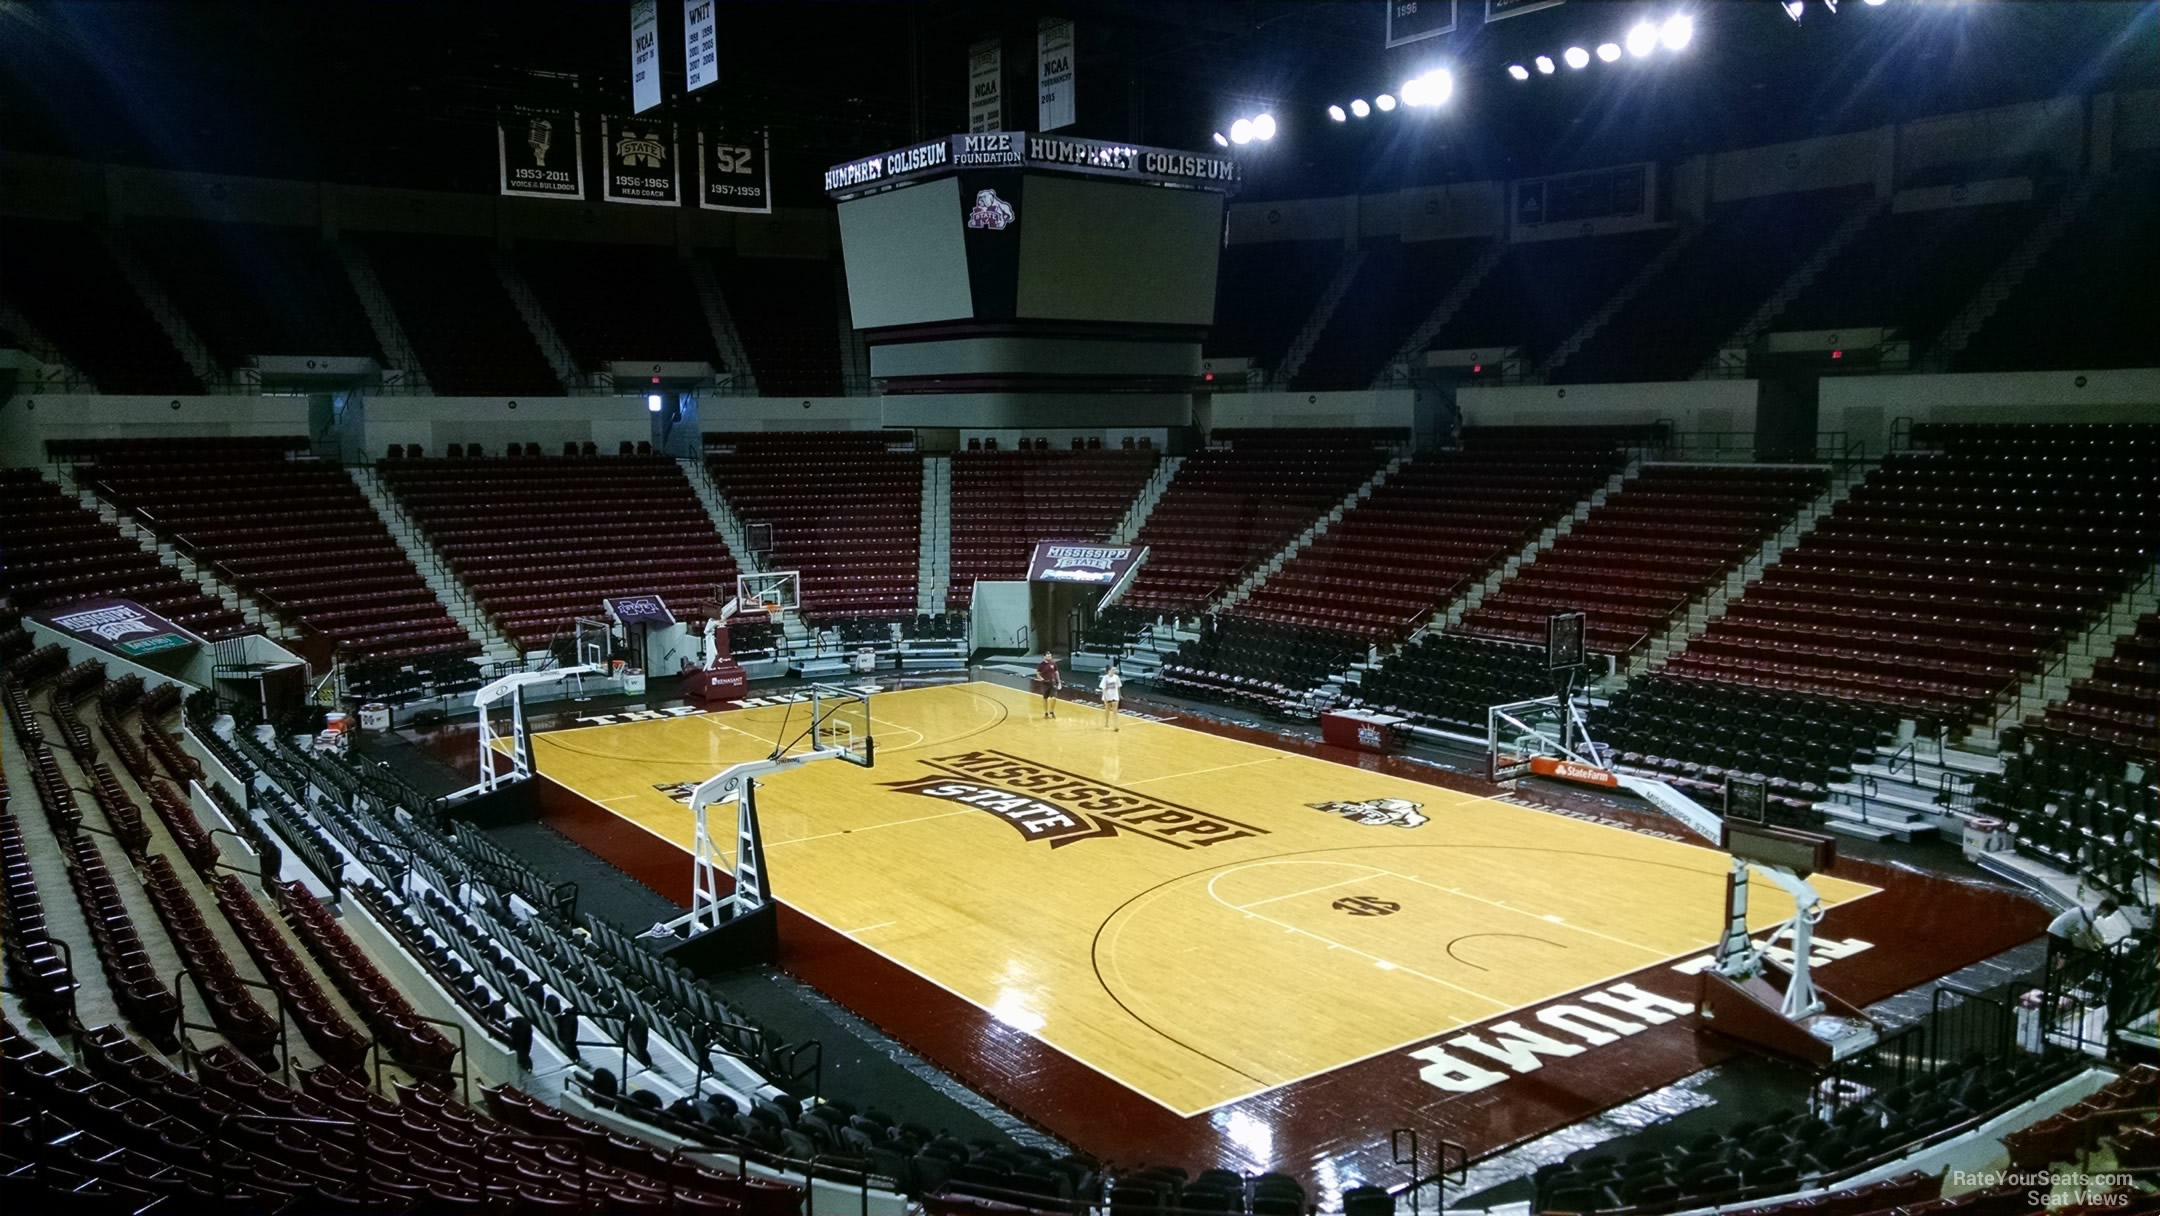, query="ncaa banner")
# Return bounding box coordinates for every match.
[967,37,1002,133]
[1486,0,1563,21]
[1036,18,1075,131]
[602,115,680,206]
[684,0,718,92]
[1385,0,1457,48]
[498,105,585,200]
[630,0,662,113]
[698,127,771,213]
